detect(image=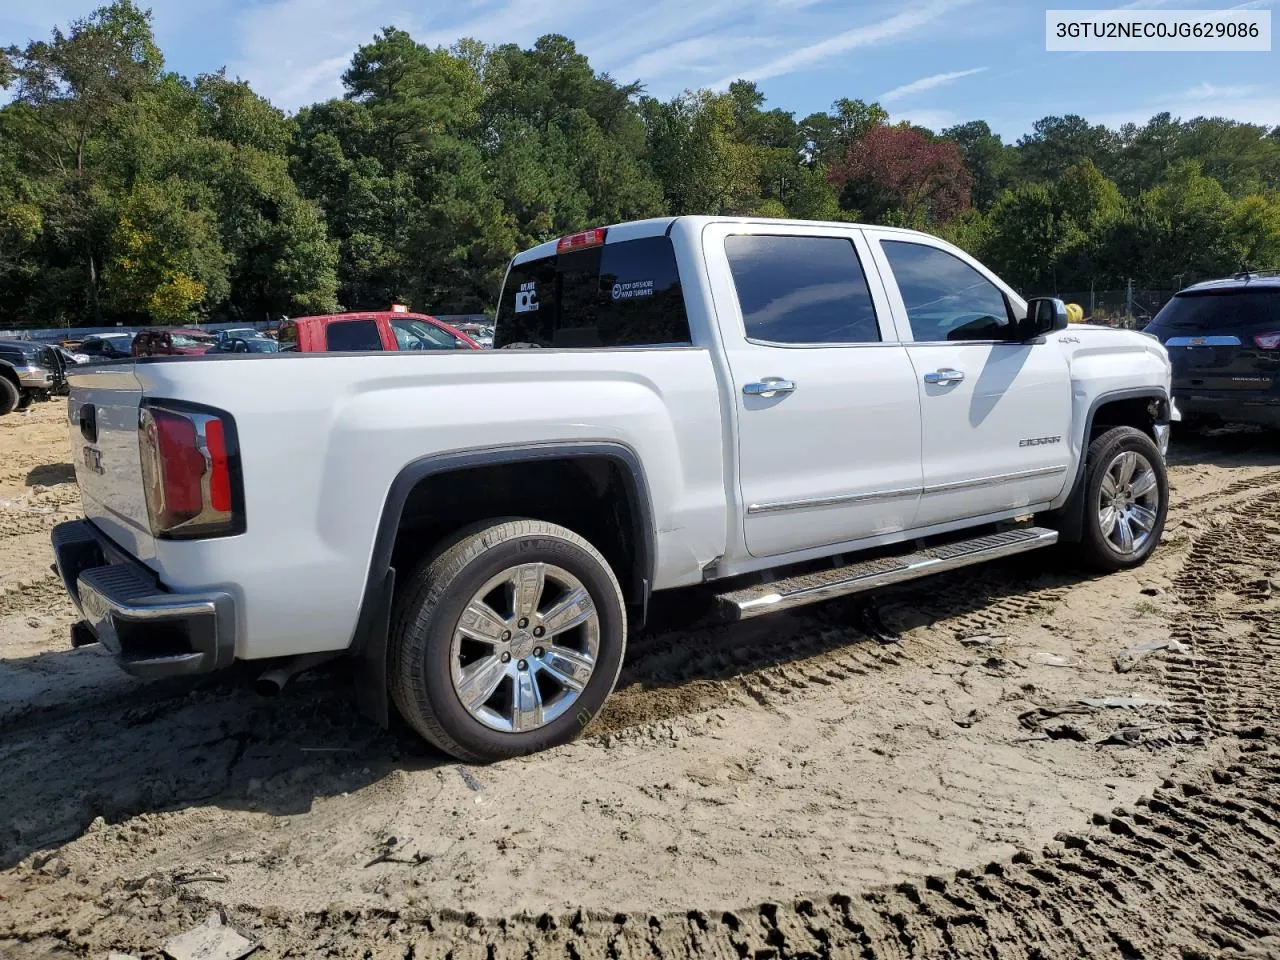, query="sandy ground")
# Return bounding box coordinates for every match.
[2,399,1279,958]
